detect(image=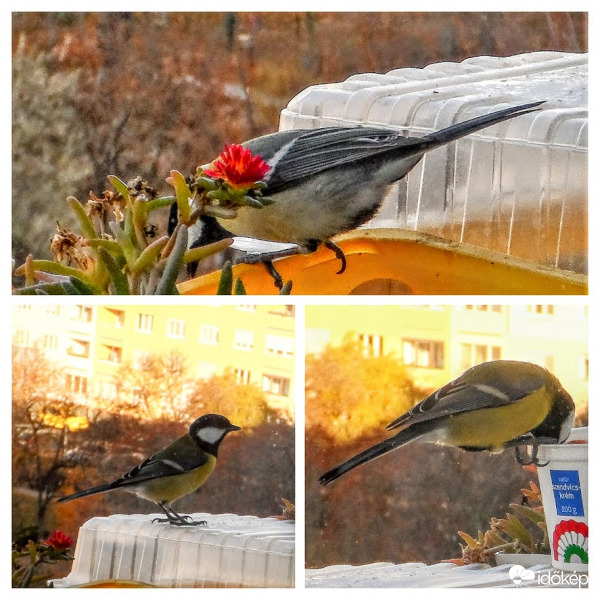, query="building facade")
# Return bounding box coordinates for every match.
[305,304,588,409]
[12,304,296,417]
